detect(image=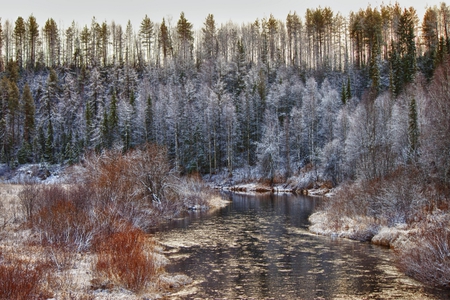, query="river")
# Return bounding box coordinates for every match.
[155,193,448,299]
